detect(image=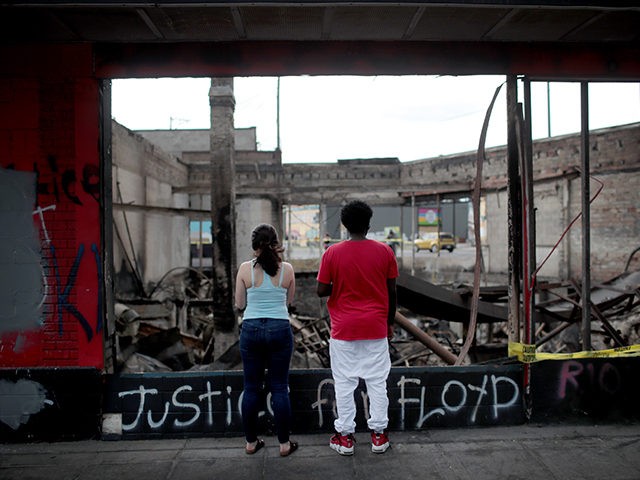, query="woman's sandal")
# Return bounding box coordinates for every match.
[279,441,298,457]
[245,438,265,455]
